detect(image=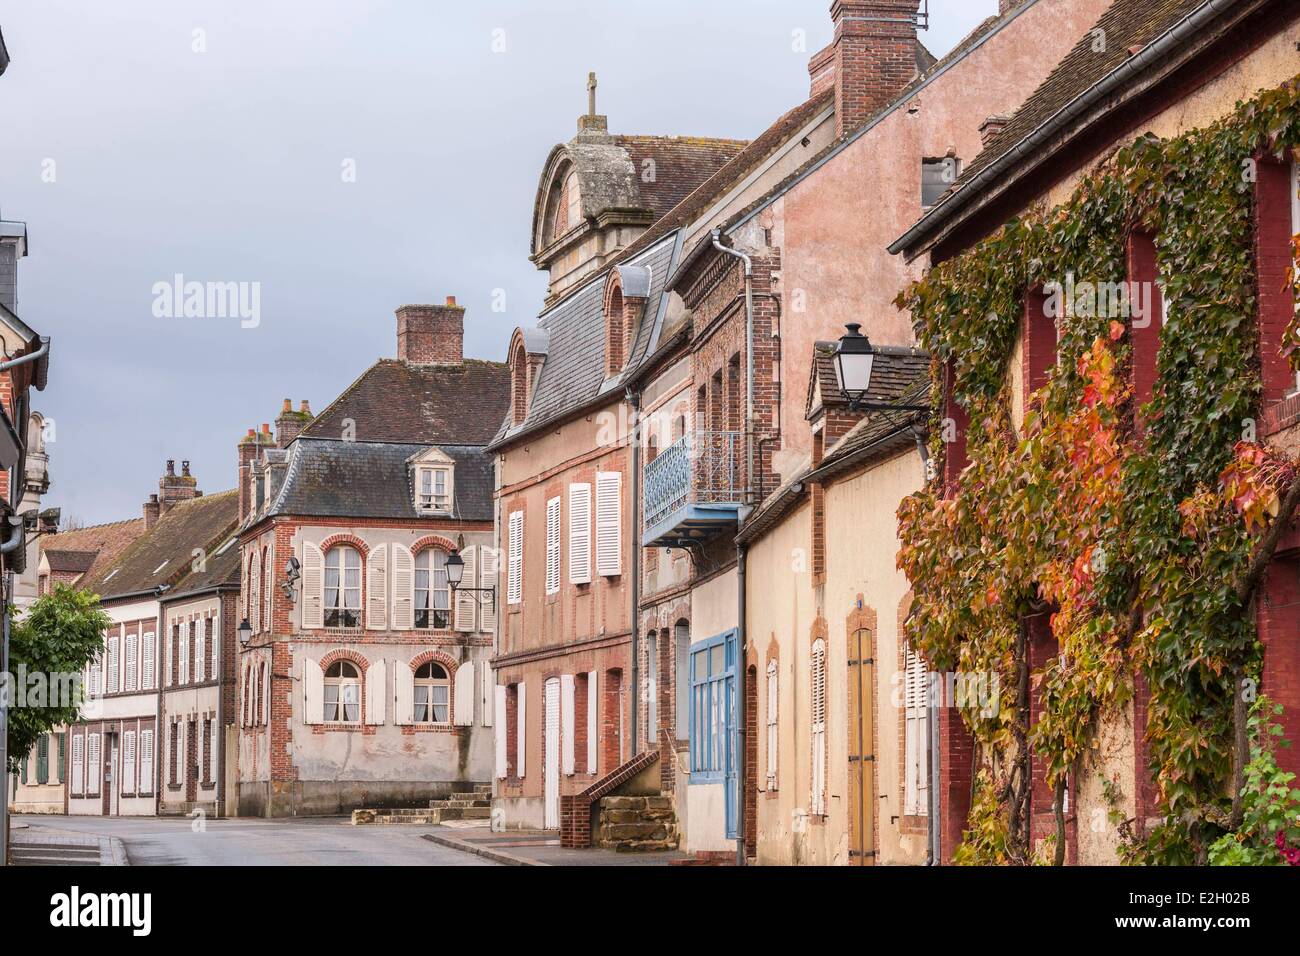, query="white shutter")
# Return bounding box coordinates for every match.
[394,660,414,726]
[811,640,827,816]
[87,734,100,794]
[179,623,189,686]
[478,545,498,633]
[481,660,494,726]
[194,620,205,683]
[303,657,325,725]
[391,543,414,630]
[262,663,271,725]
[455,546,478,632]
[560,673,575,775]
[106,635,119,694]
[71,734,84,794]
[210,615,219,679]
[454,662,474,726]
[494,685,508,778]
[143,633,155,691]
[366,543,389,630]
[545,497,561,595]
[595,471,622,577]
[210,718,219,783]
[516,681,527,778]
[767,660,778,789]
[301,541,324,629]
[507,511,524,605]
[123,730,135,794]
[140,729,153,794]
[586,670,598,773]
[568,484,591,584]
[365,658,386,725]
[250,557,261,633]
[125,634,138,692]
